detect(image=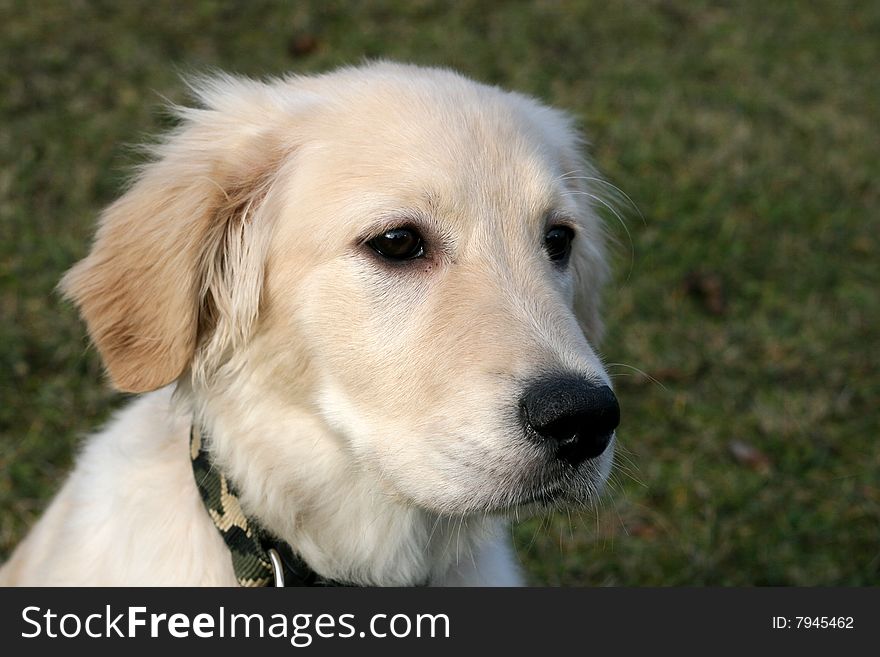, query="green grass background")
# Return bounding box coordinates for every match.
[1,1,877,585]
